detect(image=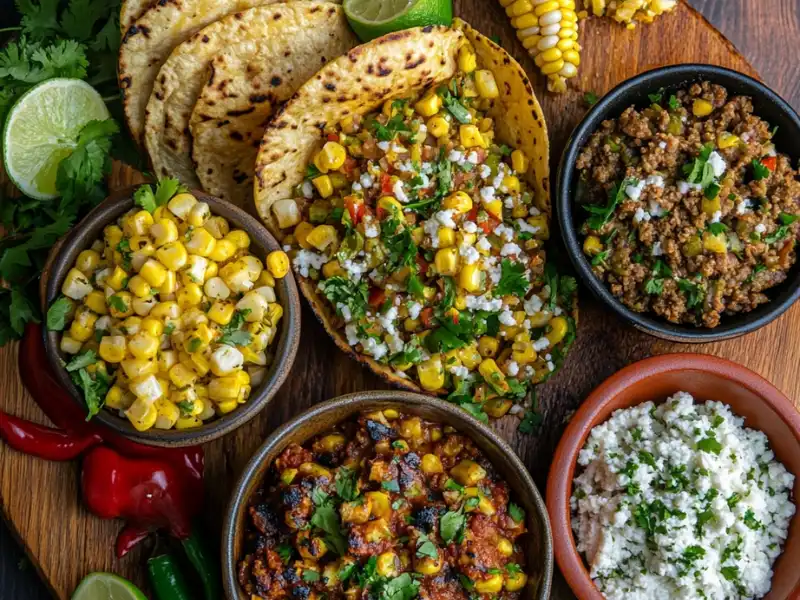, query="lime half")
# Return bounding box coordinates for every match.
[3,78,110,200]
[343,0,453,42]
[71,572,147,600]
